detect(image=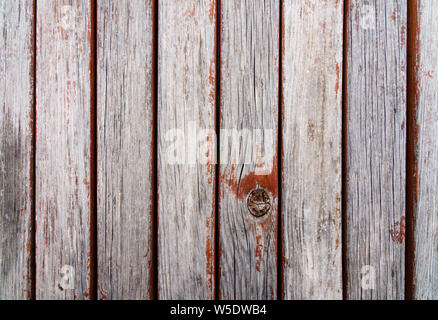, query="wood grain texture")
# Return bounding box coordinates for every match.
[97,0,154,300]
[158,0,217,299]
[219,0,279,300]
[282,0,343,299]
[36,0,92,299]
[412,0,438,300]
[346,0,406,299]
[0,0,34,300]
